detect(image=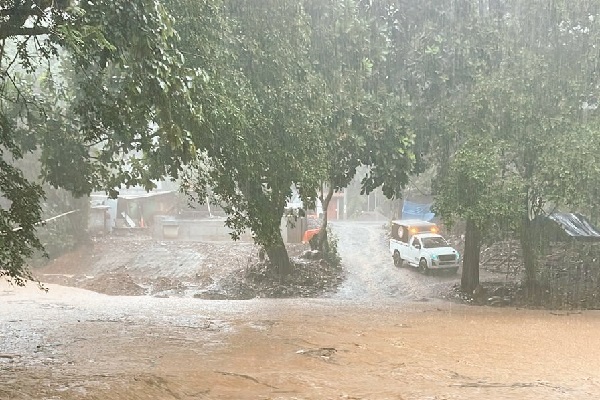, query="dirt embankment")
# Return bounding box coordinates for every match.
[36,221,598,310]
[34,233,343,299]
